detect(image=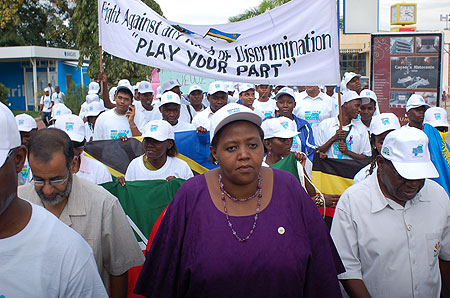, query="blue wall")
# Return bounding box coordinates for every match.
[57,61,90,95]
[0,62,26,110]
